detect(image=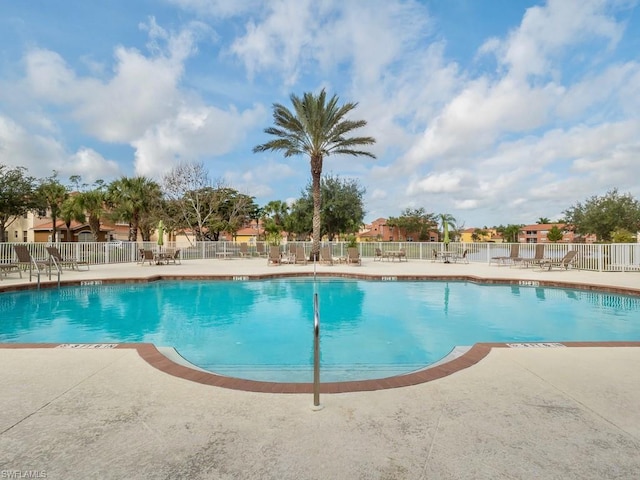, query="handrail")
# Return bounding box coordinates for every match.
[29,255,41,289]
[313,292,321,408]
[48,255,61,288]
[26,253,61,290]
